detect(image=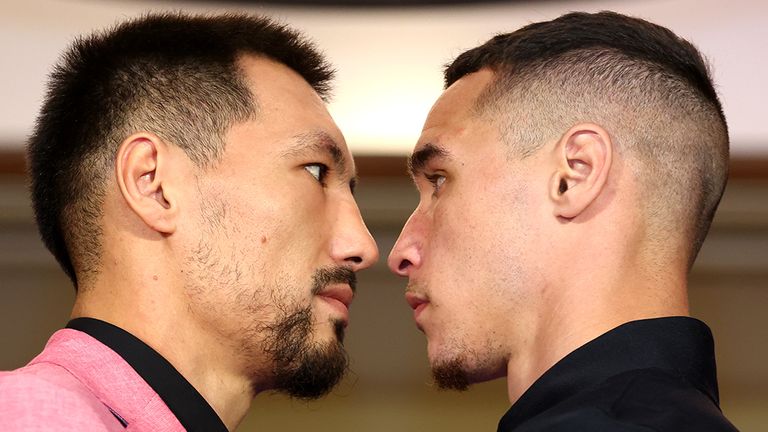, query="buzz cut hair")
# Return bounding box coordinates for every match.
[28,12,335,288]
[445,11,729,266]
